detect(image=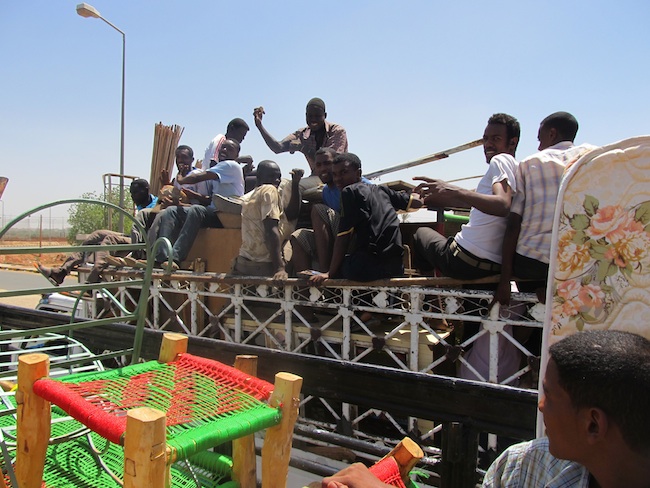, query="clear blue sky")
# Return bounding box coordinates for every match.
[2,1,649,220]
